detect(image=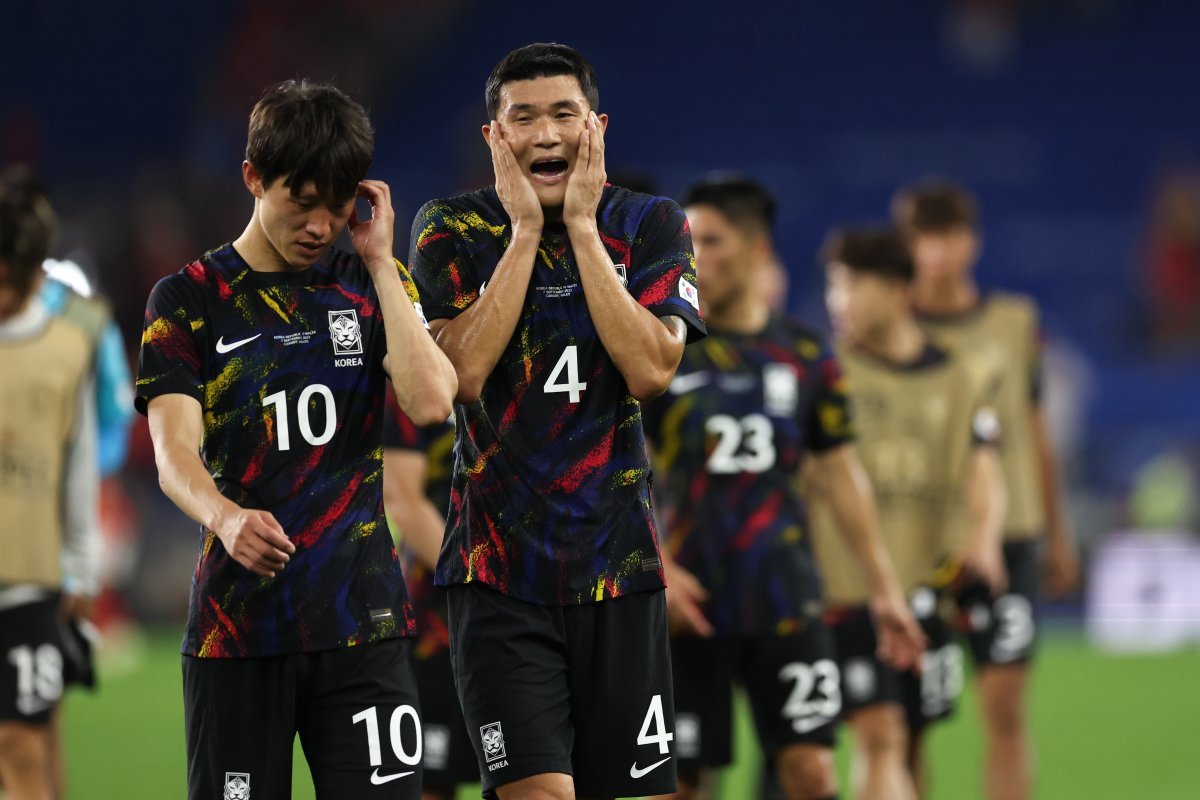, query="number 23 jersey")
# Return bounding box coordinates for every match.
[642,317,854,635]
[410,185,705,606]
[135,244,419,657]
